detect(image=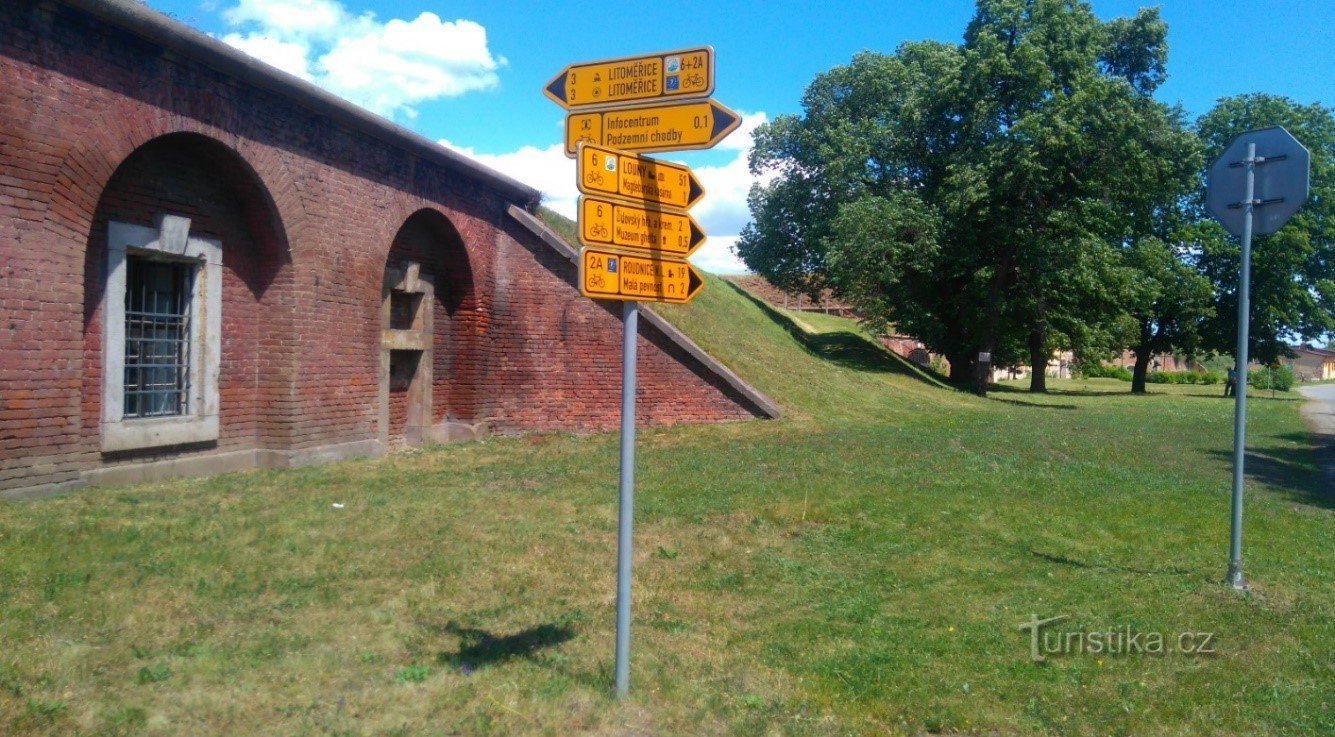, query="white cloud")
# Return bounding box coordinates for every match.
[693,235,749,275]
[687,112,774,273]
[440,139,578,218]
[692,112,772,237]
[717,108,768,152]
[219,1,502,119]
[442,111,772,275]
[221,33,313,80]
[223,0,347,39]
